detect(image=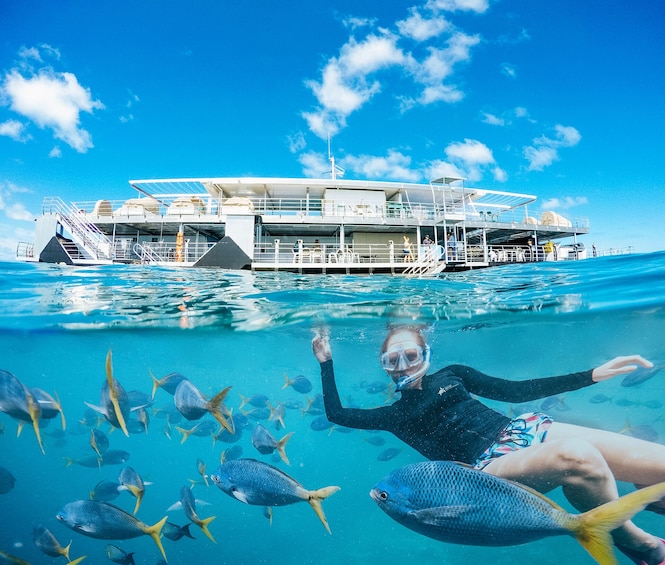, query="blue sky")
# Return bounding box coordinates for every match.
[1,0,664,260]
